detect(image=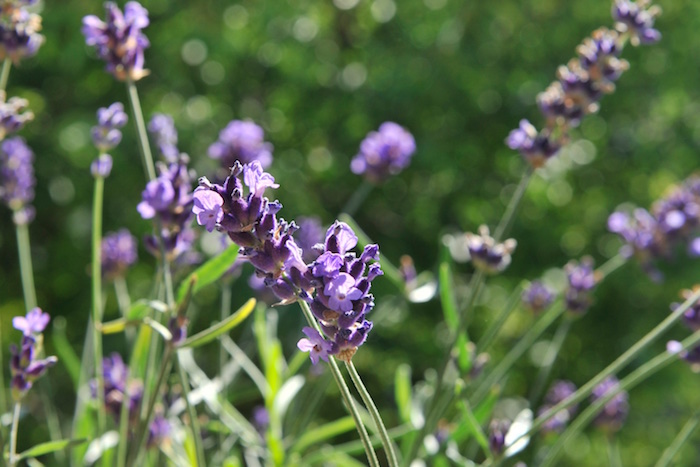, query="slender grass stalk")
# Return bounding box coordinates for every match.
[114,276,131,317]
[540,327,700,466]
[297,300,380,467]
[125,79,156,181]
[176,356,205,466]
[655,410,700,467]
[0,58,11,91]
[493,165,533,242]
[15,221,37,311]
[342,180,374,217]
[476,282,525,353]
[528,315,574,405]
[0,321,5,415]
[91,174,107,465]
[607,435,622,467]
[220,284,232,391]
[9,402,20,467]
[346,361,399,467]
